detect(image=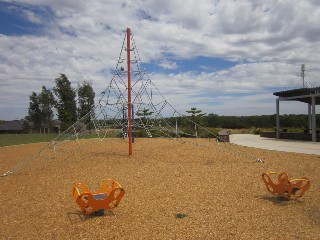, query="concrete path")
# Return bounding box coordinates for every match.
[229,134,320,155]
